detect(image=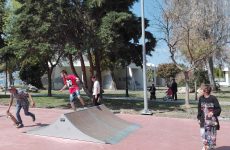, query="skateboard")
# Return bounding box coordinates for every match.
[203,104,217,150]
[6,112,18,125]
